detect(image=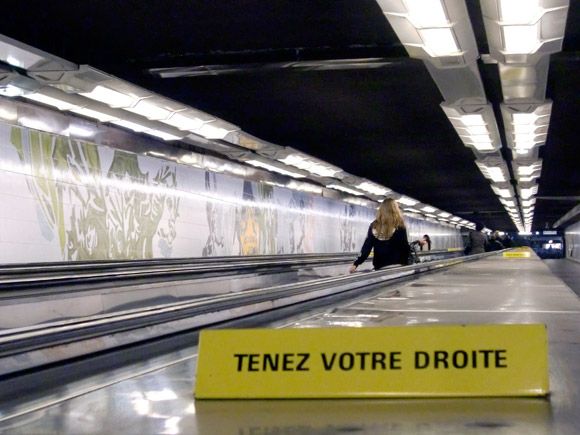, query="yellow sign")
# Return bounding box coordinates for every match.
[503,248,532,258]
[195,324,548,399]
